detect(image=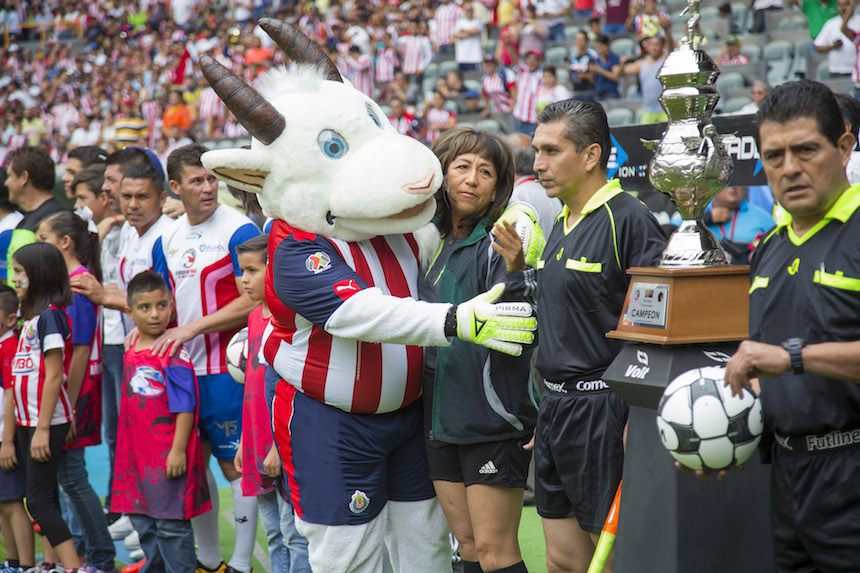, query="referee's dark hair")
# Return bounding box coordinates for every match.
[127,270,169,306]
[755,80,845,148]
[834,93,860,147]
[538,99,612,171]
